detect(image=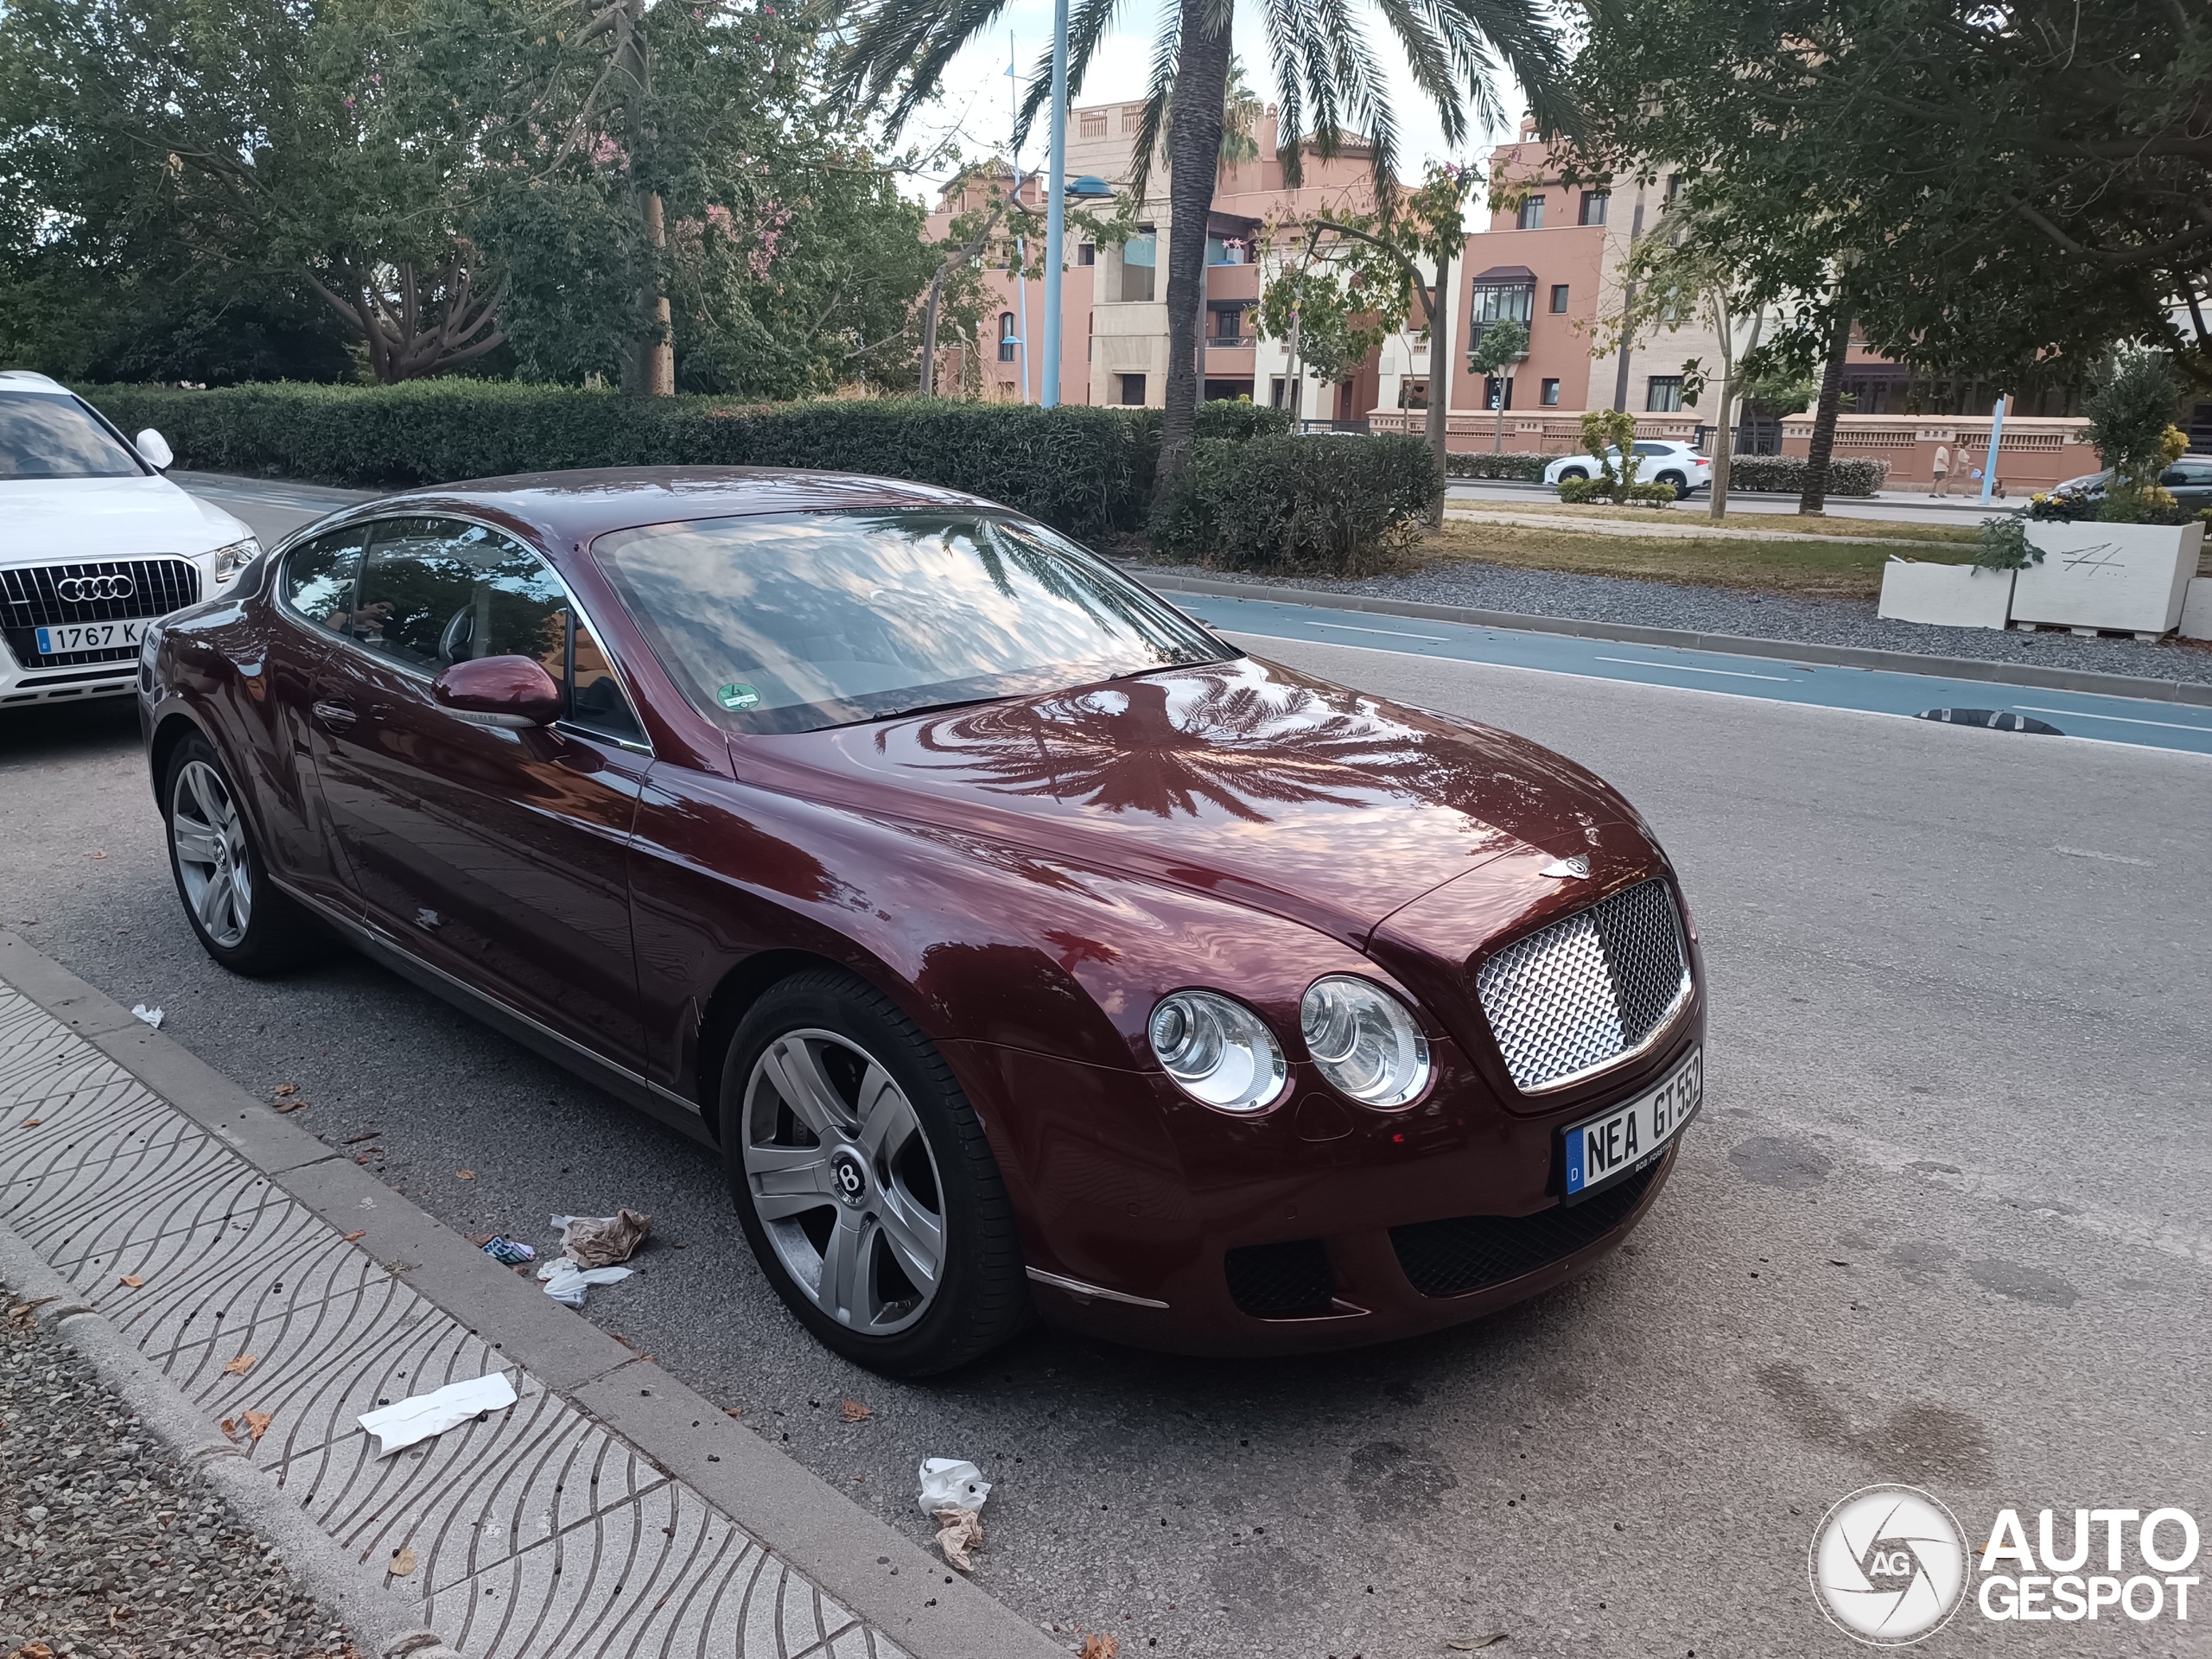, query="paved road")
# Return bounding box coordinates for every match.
[7,480,2207,1657]
[1447,479,2025,527]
